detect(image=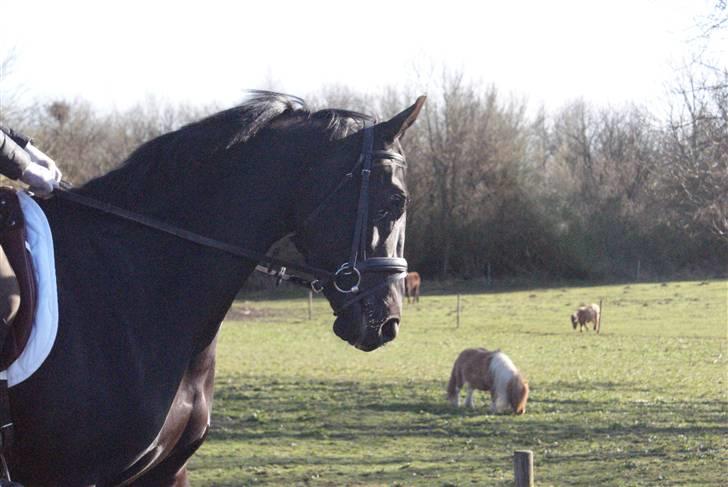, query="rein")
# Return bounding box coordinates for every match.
[54,185,333,287]
[53,122,408,315]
